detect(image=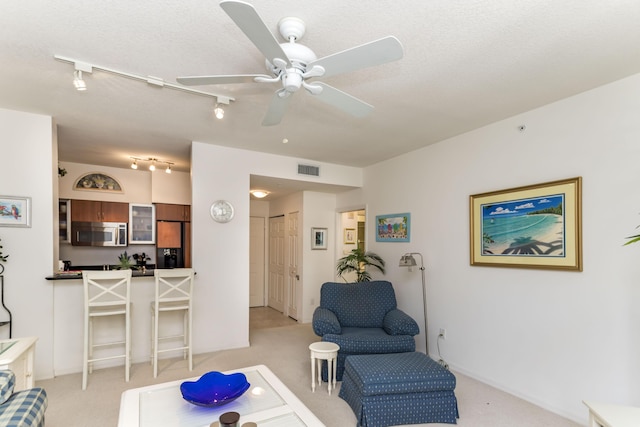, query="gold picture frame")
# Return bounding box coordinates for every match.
[470,177,582,271]
[344,228,356,244]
